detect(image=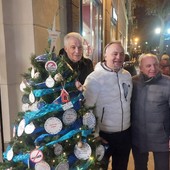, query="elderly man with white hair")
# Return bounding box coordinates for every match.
[131,53,170,170]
